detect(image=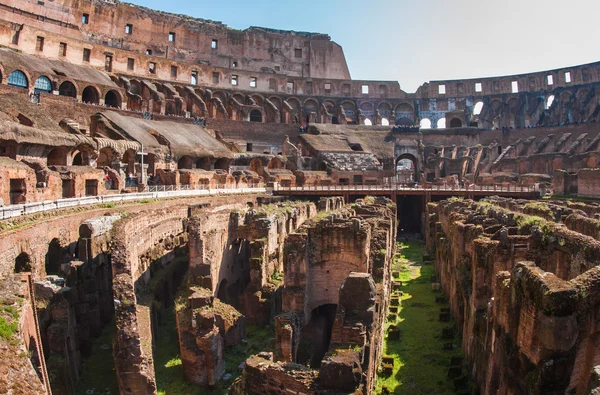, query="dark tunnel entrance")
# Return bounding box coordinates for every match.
[396,195,424,235]
[310,304,338,368]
